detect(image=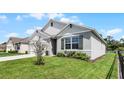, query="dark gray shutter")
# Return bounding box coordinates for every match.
[79,35,83,49]
[61,38,64,50]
